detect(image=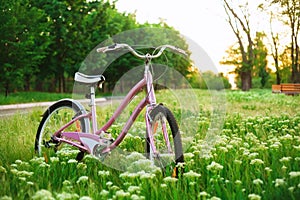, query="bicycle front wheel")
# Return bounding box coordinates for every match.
[35,99,90,159]
[146,105,184,177]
